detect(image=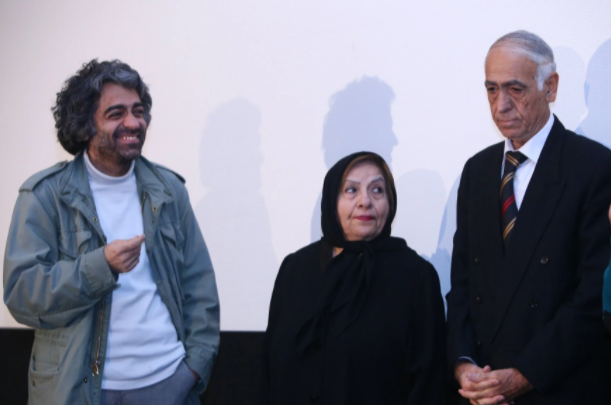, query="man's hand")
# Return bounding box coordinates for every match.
[458,367,533,405]
[190,368,200,383]
[456,362,502,404]
[104,235,145,273]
